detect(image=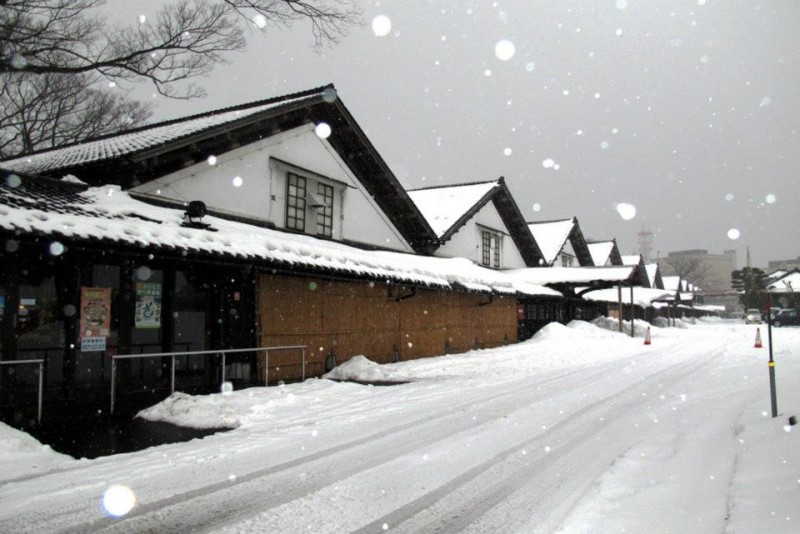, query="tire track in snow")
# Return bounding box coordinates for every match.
[33,359,621,533]
[127,345,706,533]
[353,347,722,533]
